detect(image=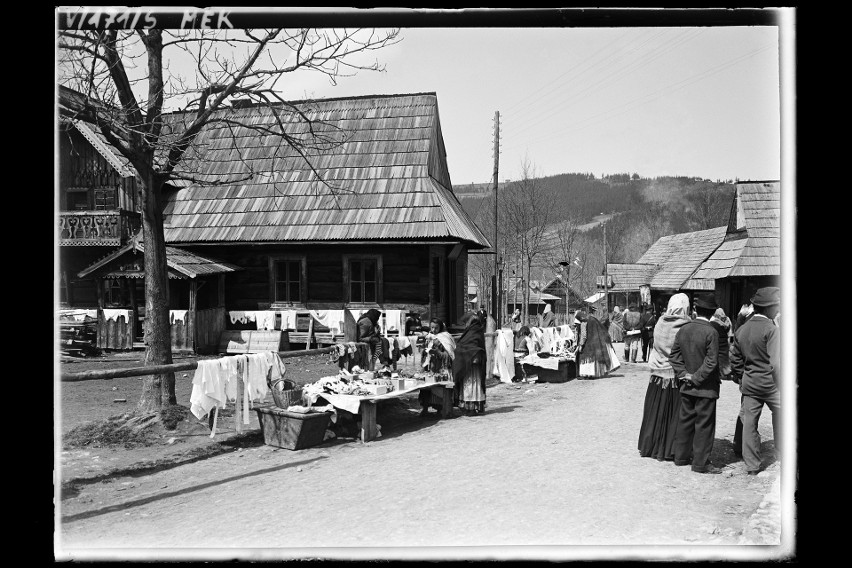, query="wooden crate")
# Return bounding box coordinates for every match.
[217,330,289,354]
[254,405,333,450]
